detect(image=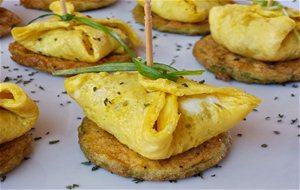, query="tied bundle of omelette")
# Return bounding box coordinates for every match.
[136,0,232,23]
[65,72,260,160]
[0,83,39,144]
[11,1,141,62]
[210,4,300,62]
